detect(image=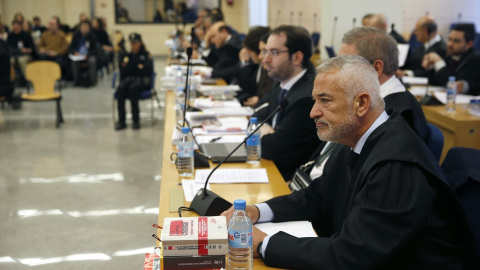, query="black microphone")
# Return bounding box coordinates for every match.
[190,99,290,216]
[331,16,338,46]
[182,47,193,127]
